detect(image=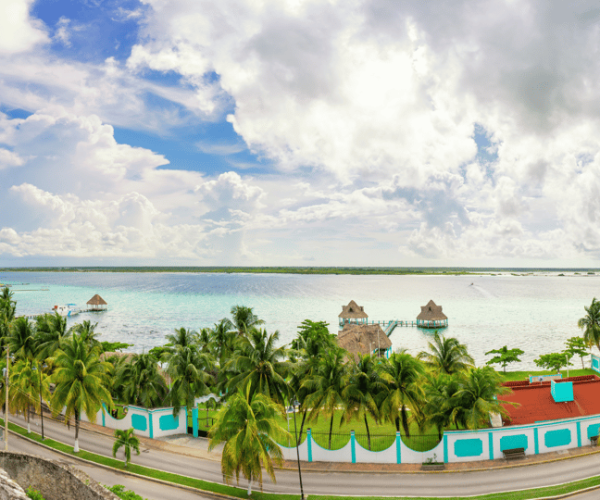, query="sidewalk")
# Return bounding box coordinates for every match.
[79,419,600,473]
